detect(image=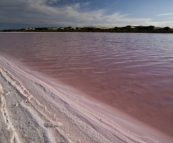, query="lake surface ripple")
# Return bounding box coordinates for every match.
[0,32,173,137]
